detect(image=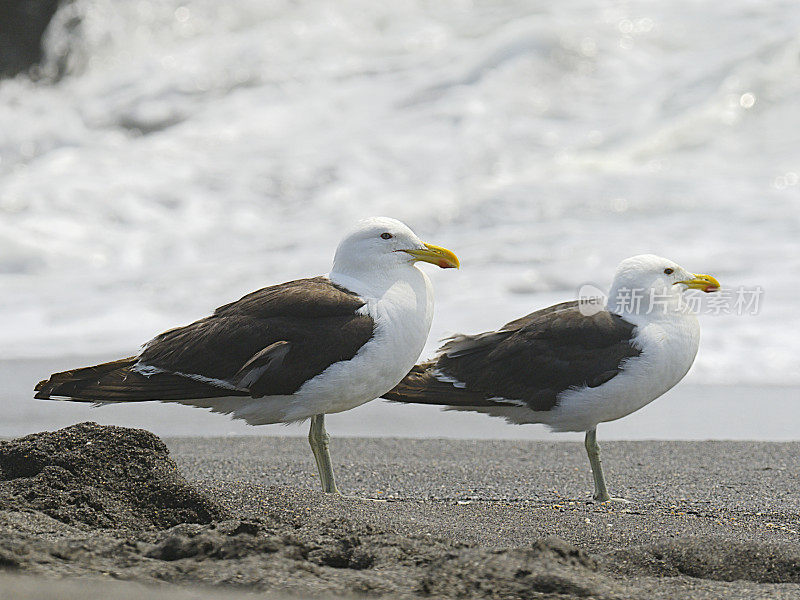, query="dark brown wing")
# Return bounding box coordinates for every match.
[35,277,375,403]
[498,300,579,331]
[385,303,640,412]
[34,357,243,402]
[382,363,497,406]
